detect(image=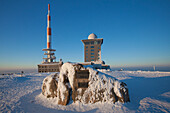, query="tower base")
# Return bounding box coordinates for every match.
[37,62,61,73]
